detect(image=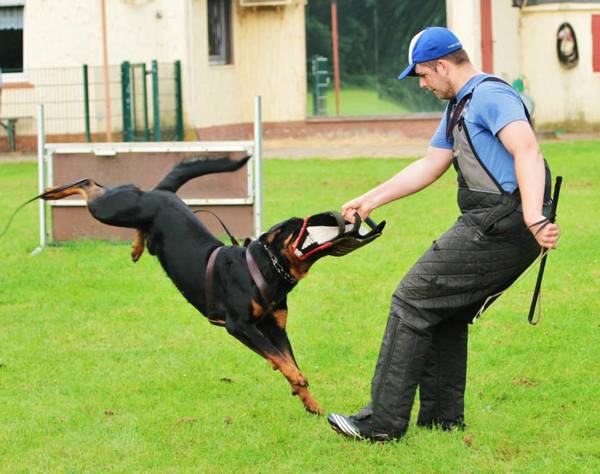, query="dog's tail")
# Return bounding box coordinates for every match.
[154,155,251,193]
